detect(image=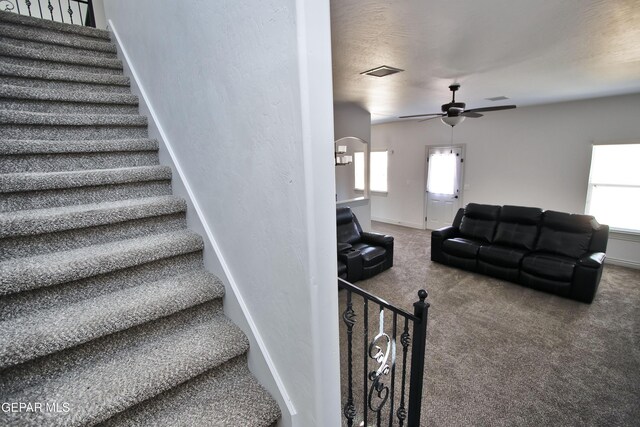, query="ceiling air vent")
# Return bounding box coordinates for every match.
[361,65,404,77]
[485,96,510,101]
